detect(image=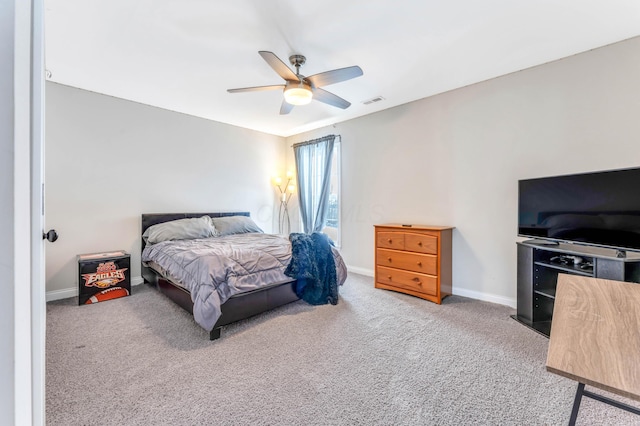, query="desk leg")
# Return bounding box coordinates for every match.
[569,383,585,426]
[582,388,640,415]
[568,382,640,425]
